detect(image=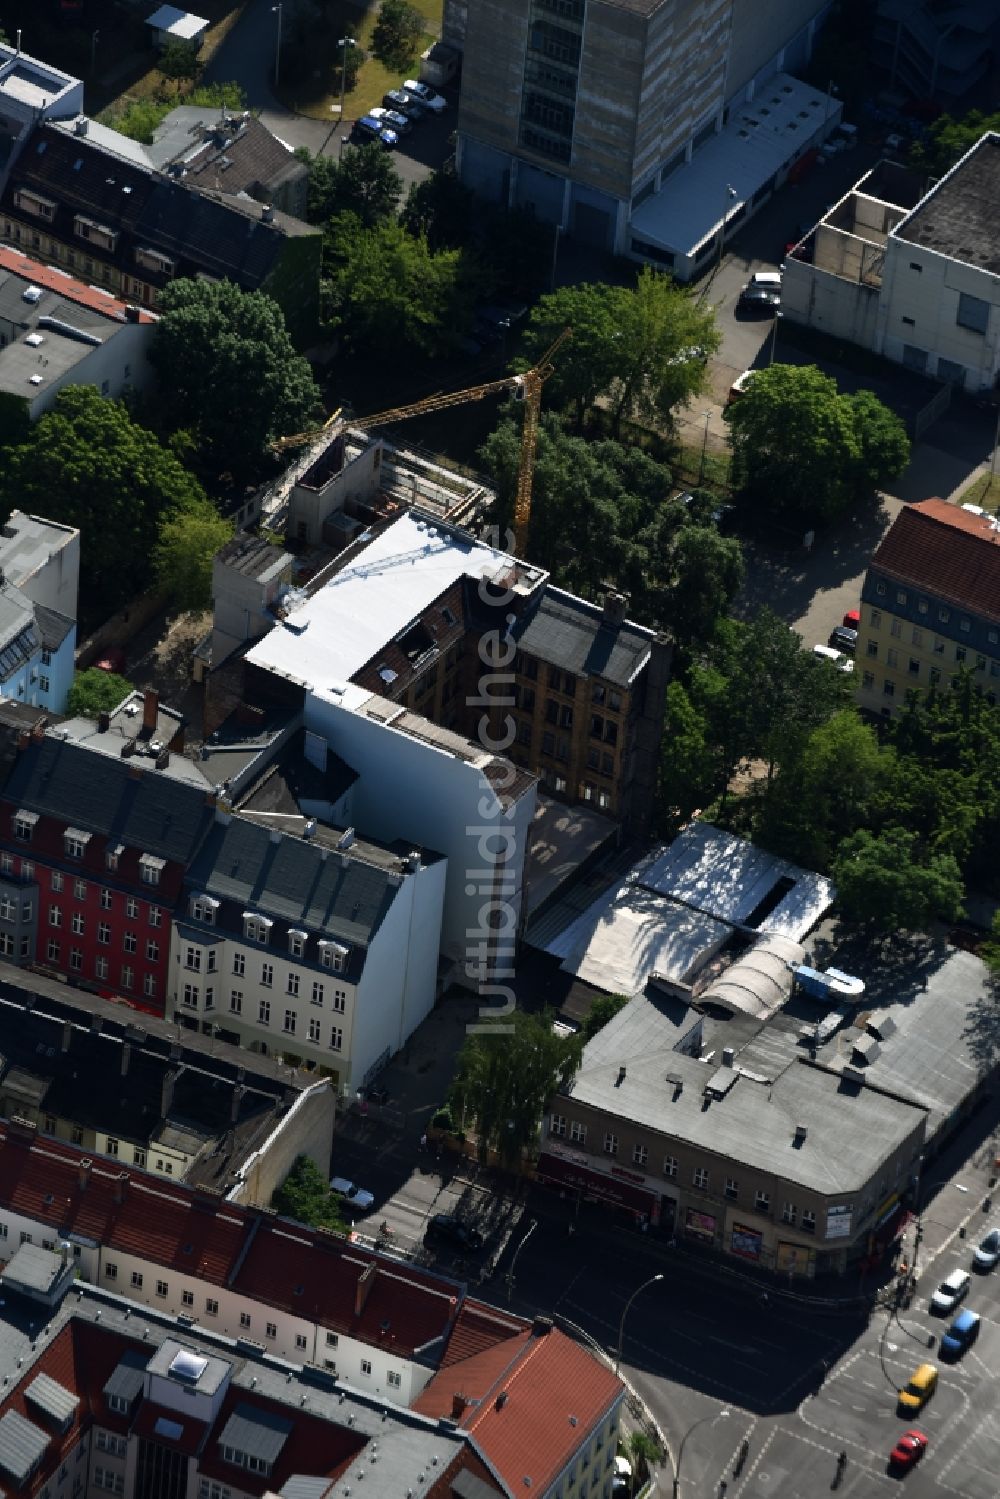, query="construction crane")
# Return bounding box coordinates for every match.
[270,329,571,556]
